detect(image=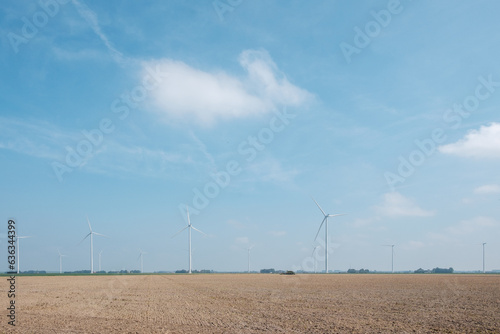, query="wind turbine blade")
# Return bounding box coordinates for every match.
[93,232,107,238]
[77,233,91,245]
[186,206,191,225]
[314,217,327,241]
[311,197,327,216]
[328,214,347,218]
[171,226,189,238]
[312,245,319,255]
[191,226,207,236]
[57,248,62,256]
[87,216,93,232]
